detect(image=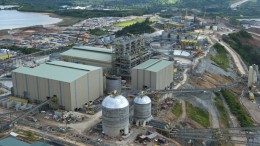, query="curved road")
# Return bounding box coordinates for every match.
[230,0,249,9]
[210,36,247,75]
